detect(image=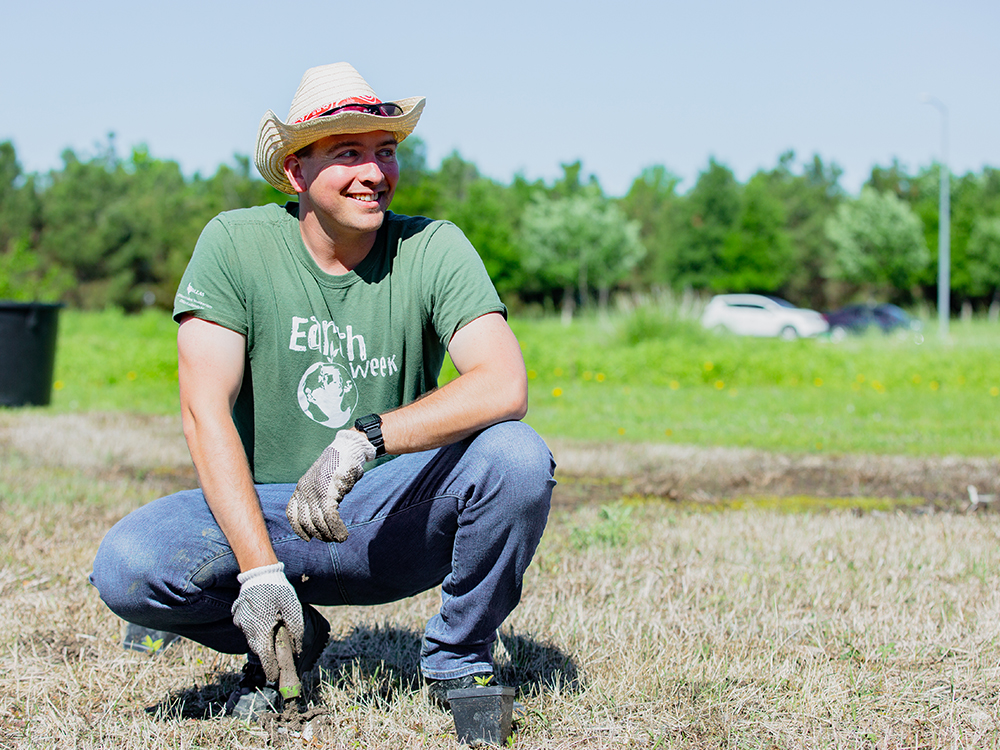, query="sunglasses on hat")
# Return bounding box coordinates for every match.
[298,99,404,123]
[319,101,404,118]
